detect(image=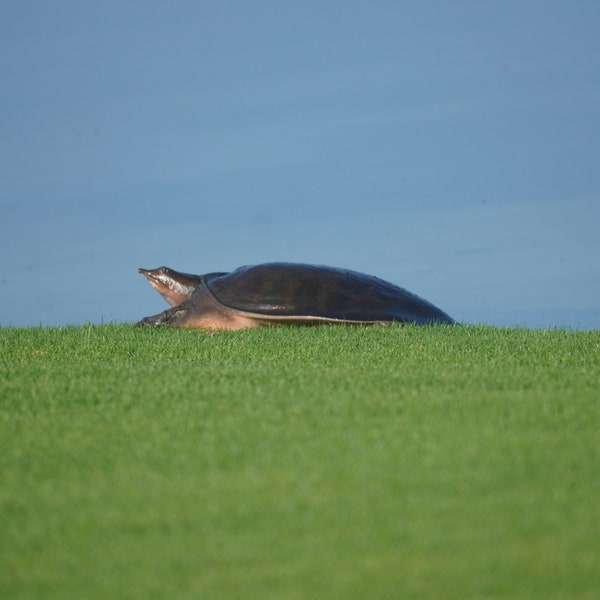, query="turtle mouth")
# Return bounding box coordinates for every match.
[139,268,161,283]
[139,267,168,290]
